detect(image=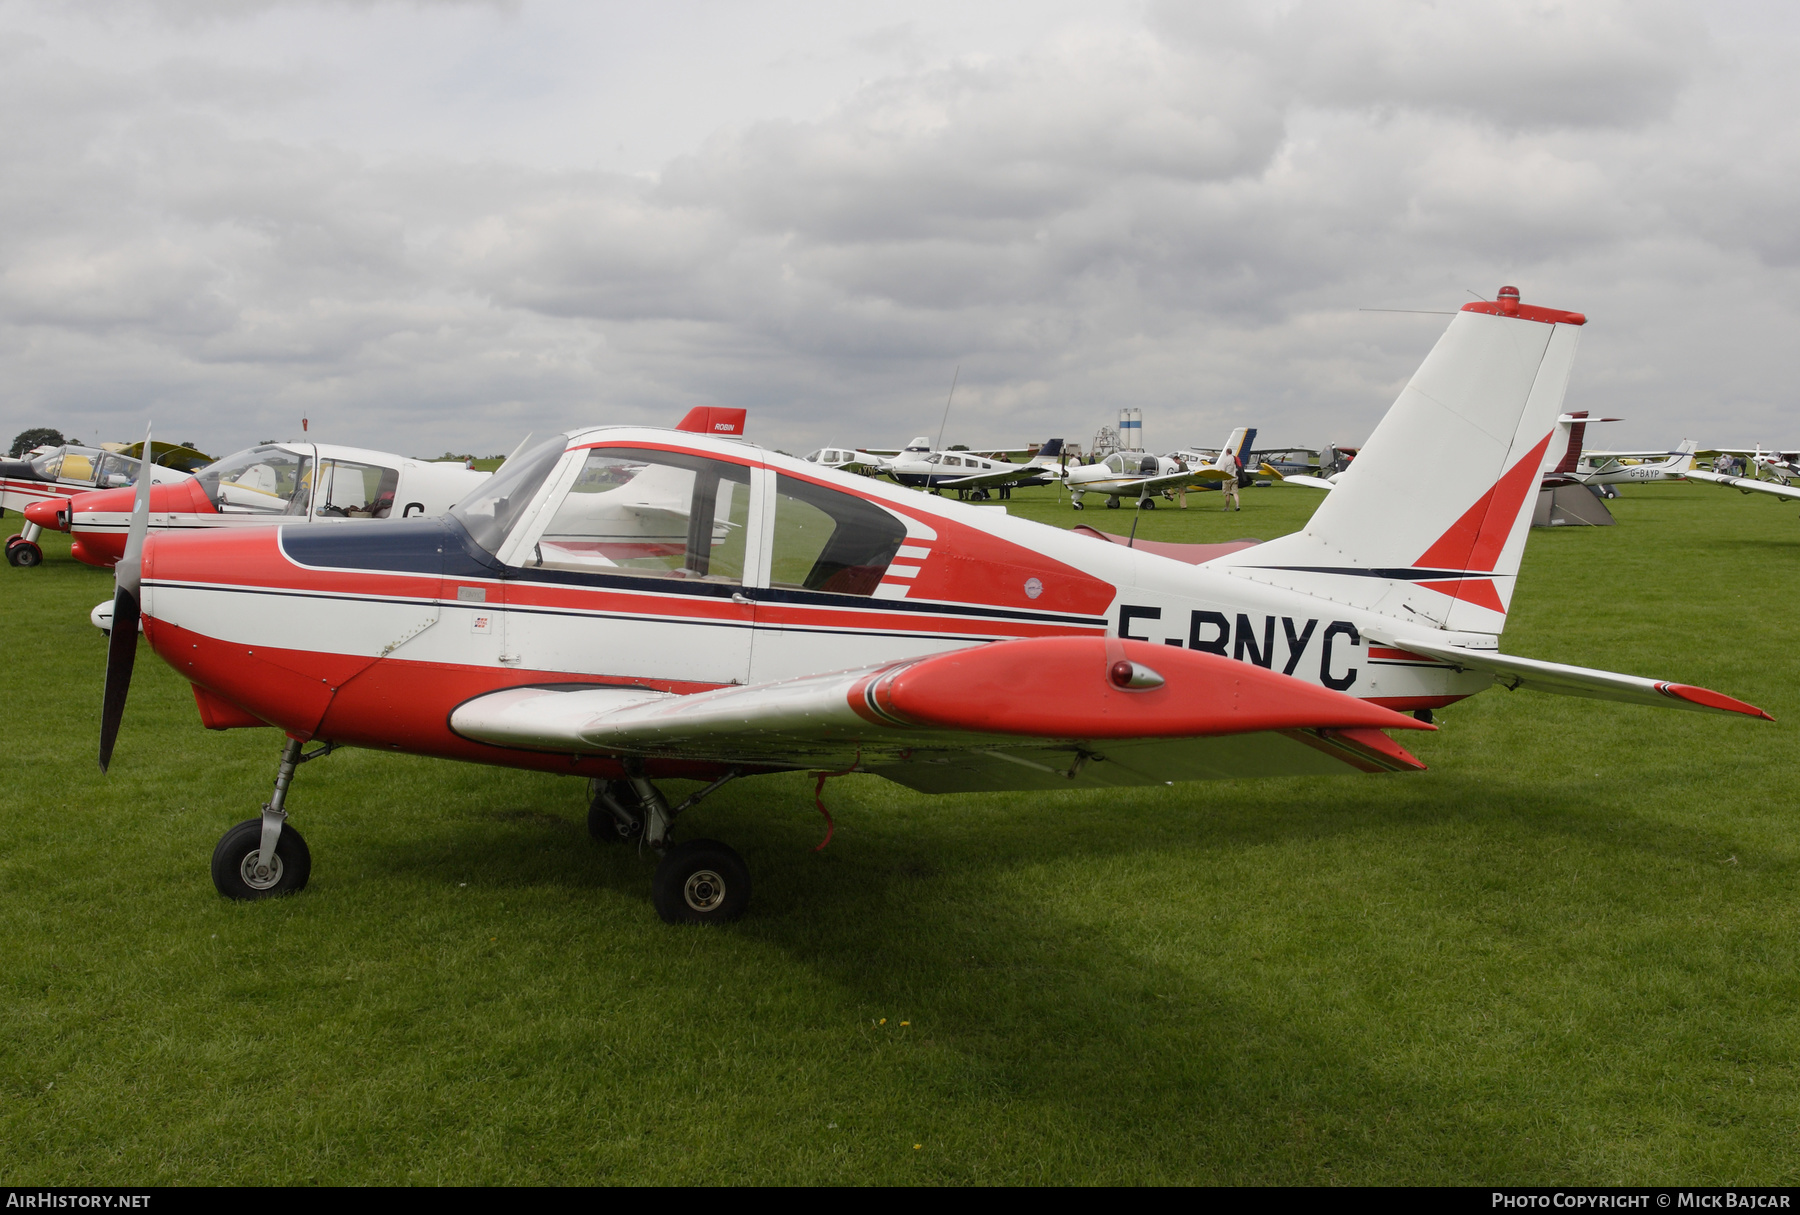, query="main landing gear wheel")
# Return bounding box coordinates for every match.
[211,818,312,899]
[652,839,750,924]
[1104,497,1121,509]
[587,779,643,843]
[1138,498,1155,510]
